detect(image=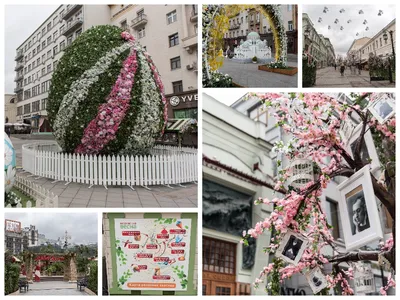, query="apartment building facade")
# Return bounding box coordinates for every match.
[348,19,396,68]
[109,4,198,120]
[14,5,116,132]
[303,13,336,68]
[224,5,298,54]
